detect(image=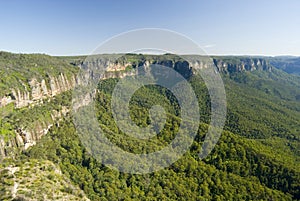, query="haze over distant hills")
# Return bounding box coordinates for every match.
[268,56,300,75]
